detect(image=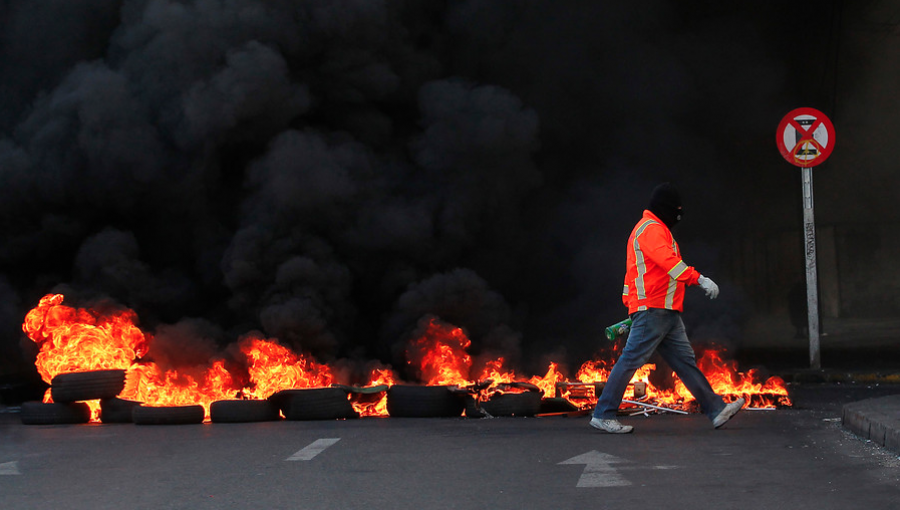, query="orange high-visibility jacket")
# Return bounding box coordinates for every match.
[622,210,701,314]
